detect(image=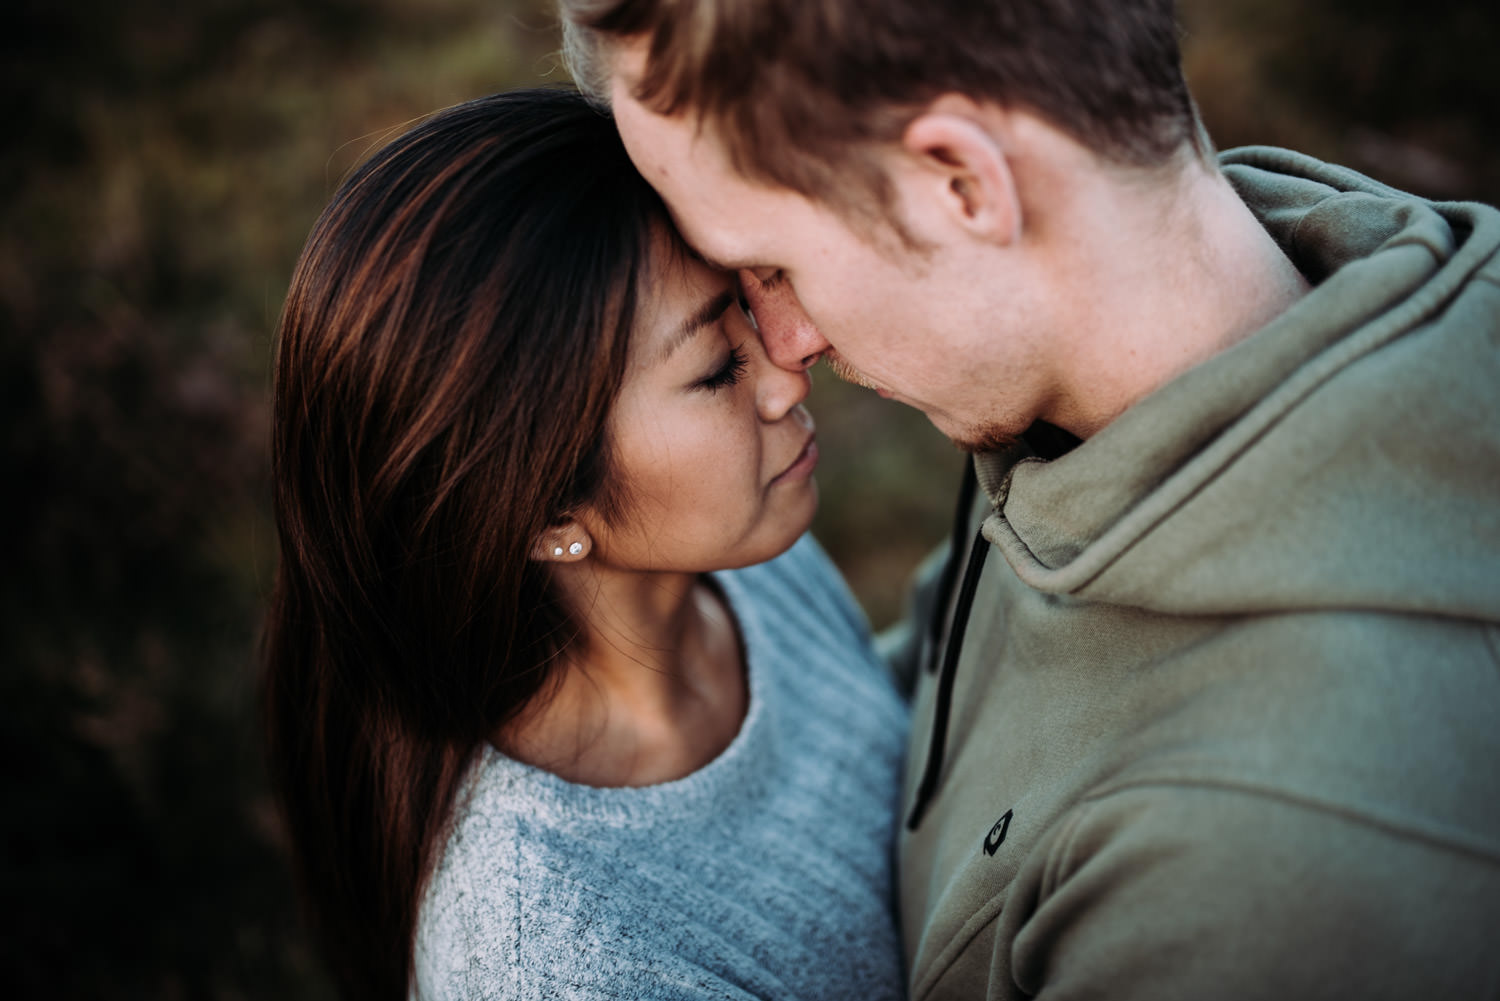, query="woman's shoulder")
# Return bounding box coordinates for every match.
[411,746,793,1001]
[412,753,621,999]
[411,754,521,997]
